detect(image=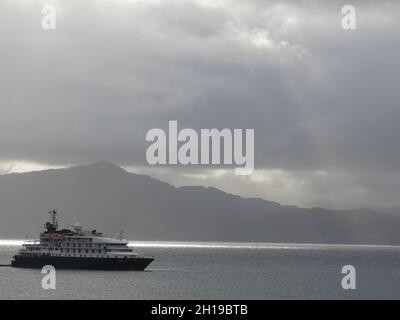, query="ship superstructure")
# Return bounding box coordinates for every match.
[11,210,153,270]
